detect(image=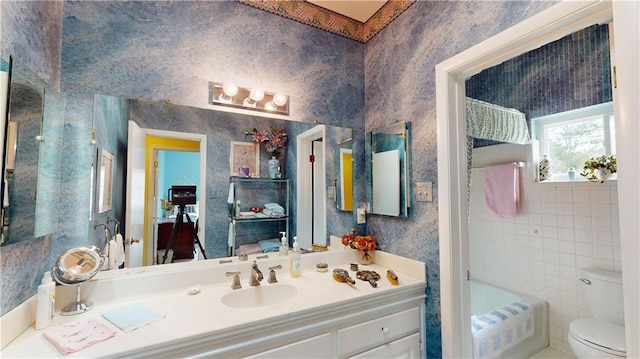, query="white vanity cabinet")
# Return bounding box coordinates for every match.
[1,251,426,359]
[157,291,424,359]
[124,286,425,359]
